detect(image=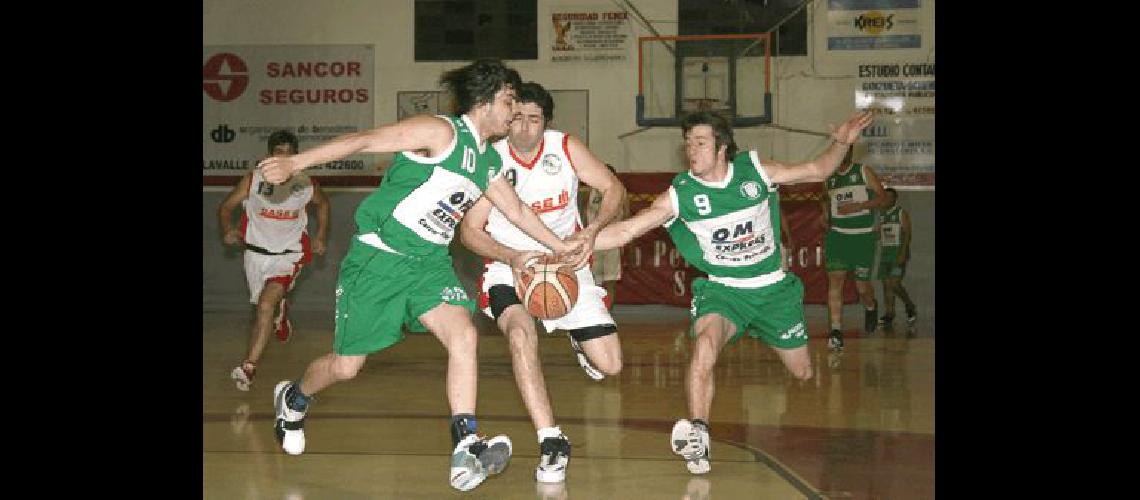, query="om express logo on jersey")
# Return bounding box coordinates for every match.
[420,188,477,239]
[709,219,769,262]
